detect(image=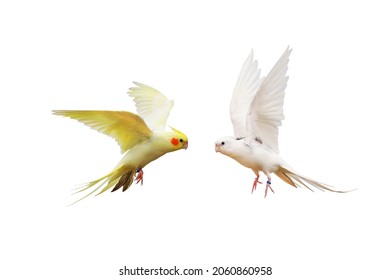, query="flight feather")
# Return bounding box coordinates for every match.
[128,82,174,131]
[246,47,292,153]
[52,110,153,153]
